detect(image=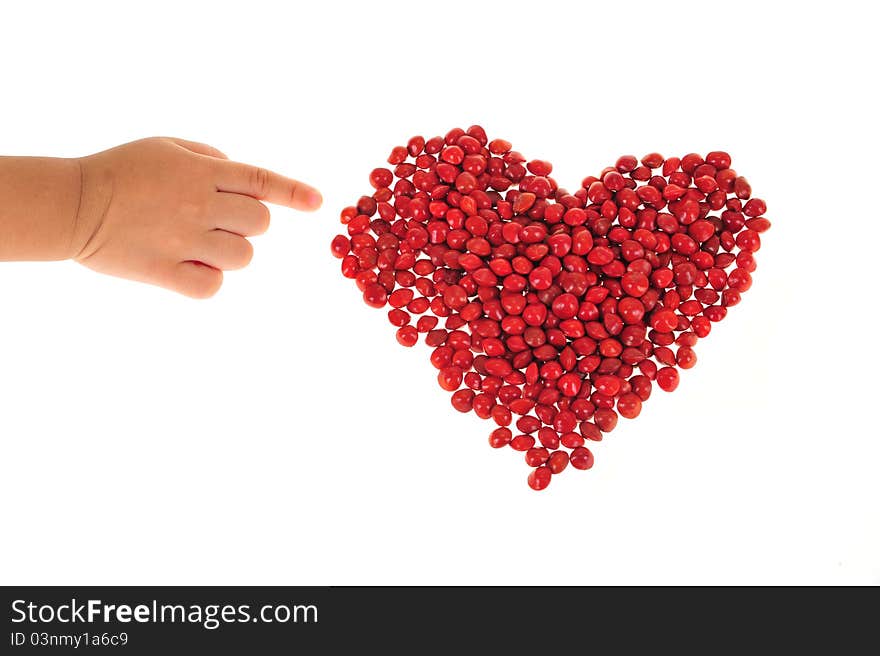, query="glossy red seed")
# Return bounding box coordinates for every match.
[527,159,553,176]
[594,408,618,432]
[525,447,550,467]
[557,372,582,397]
[510,434,535,451]
[443,284,468,310]
[705,151,730,169]
[620,271,649,297]
[528,266,553,290]
[641,153,664,169]
[370,168,394,189]
[655,367,679,392]
[743,198,766,218]
[362,283,387,308]
[618,297,645,324]
[547,450,569,474]
[746,217,771,233]
[594,375,621,397]
[734,176,752,199]
[587,246,615,266]
[489,427,512,448]
[617,393,642,419]
[560,431,584,449]
[451,389,475,413]
[527,466,552,490]
[629,375,652,401]
[437,366,463,391]
[736,230,761,253]
[537,427,561,449]
[488,138,512,154]
[553,410,577,433]
[650,308,678,333]
[491,404,512,427]
[388,288,414,308]
[516,415,541,434]
[569,447,594,470]
[472,393,493,418]
[395,325,418,346]
[330,235,351,258]
[727,269,753,292]
[615,155,638,172]
[676,346,697,369]
[513,192,536,214]
[388,308,410,327]
[551,293,579,319]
